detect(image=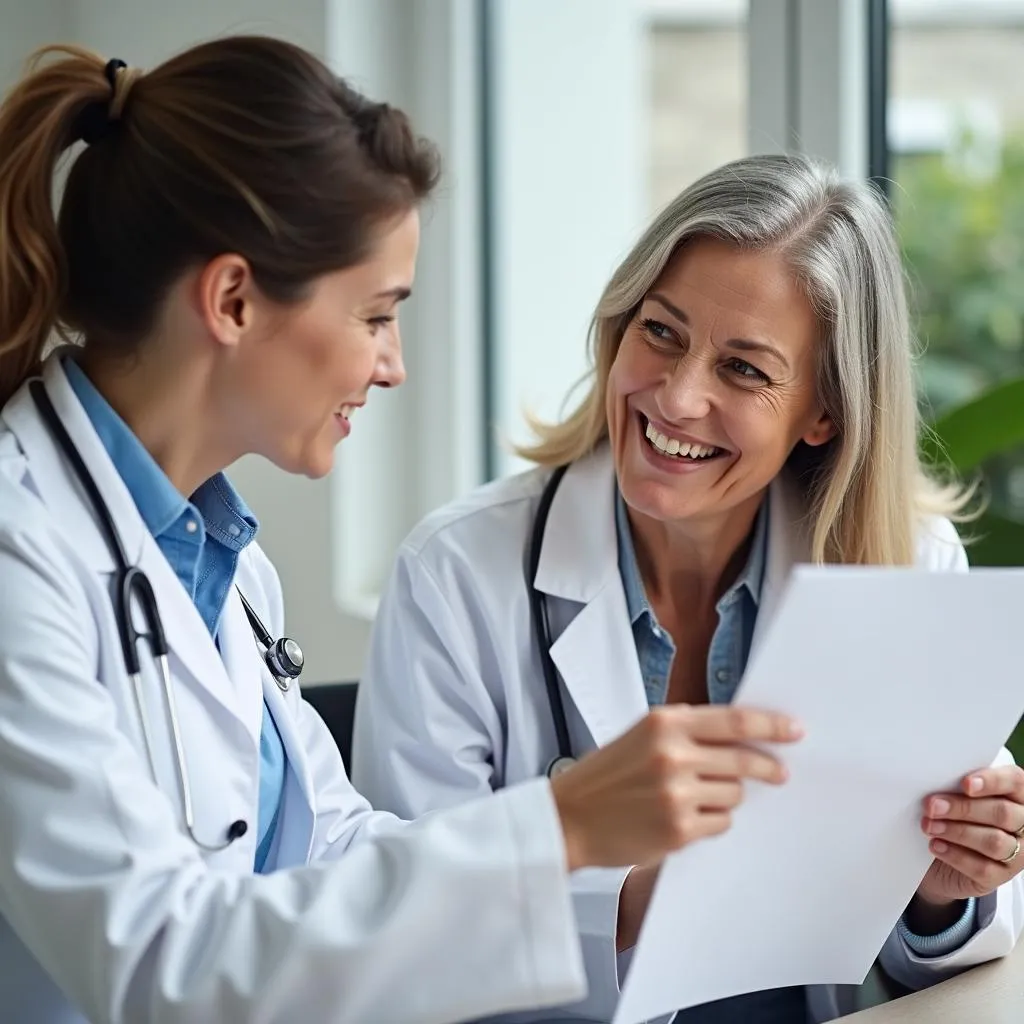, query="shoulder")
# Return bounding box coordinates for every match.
[400,464,550,567]
[914,515,967,572]
[0,439,86,585]
[0,468,98,665]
